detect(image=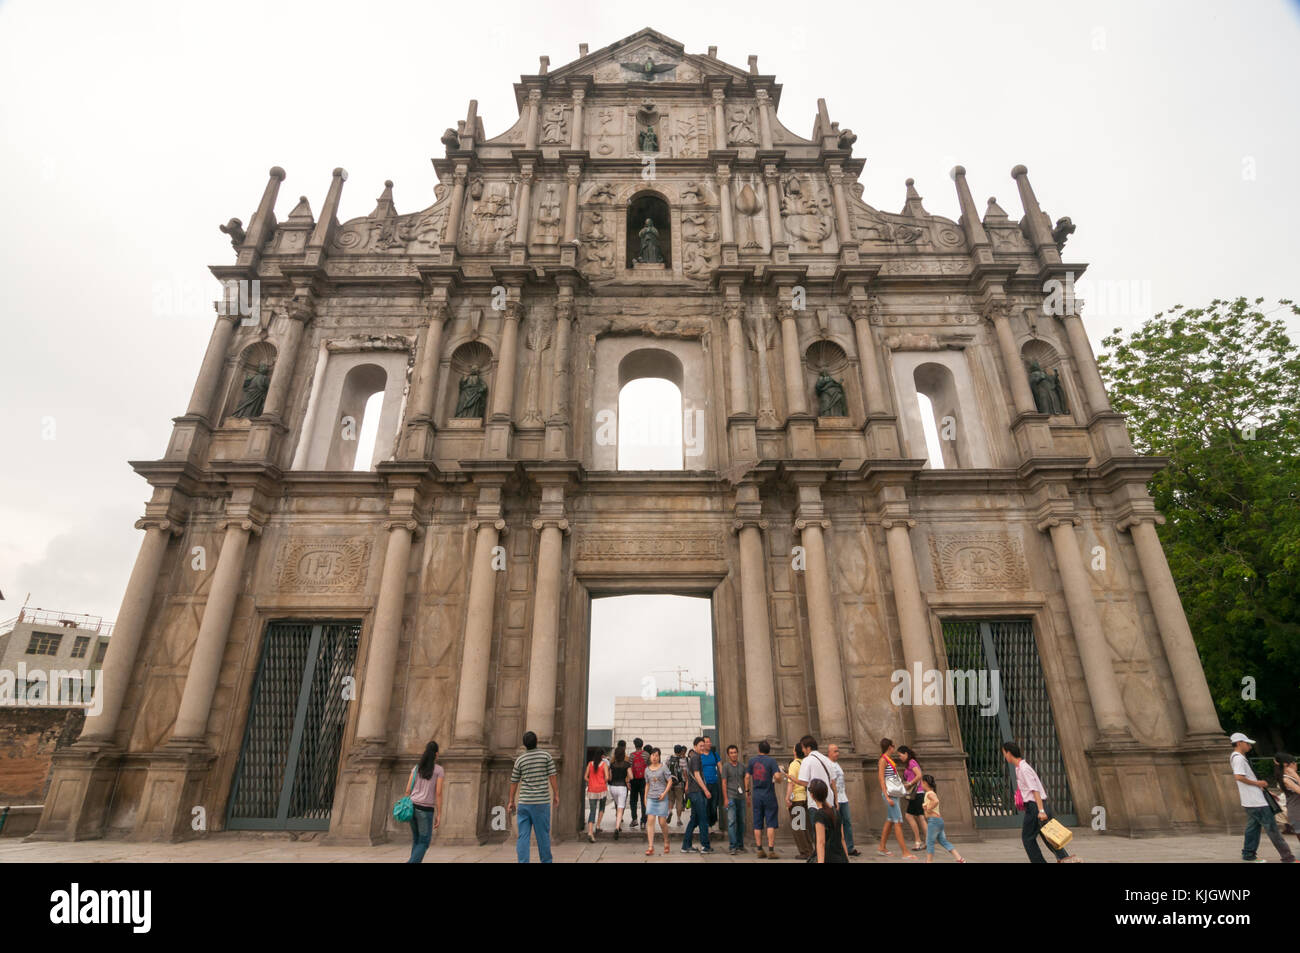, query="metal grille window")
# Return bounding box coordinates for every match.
[942,619,1076,828]
[71,636,91,659]
[25,632,62,656]
[227,621,361,830]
